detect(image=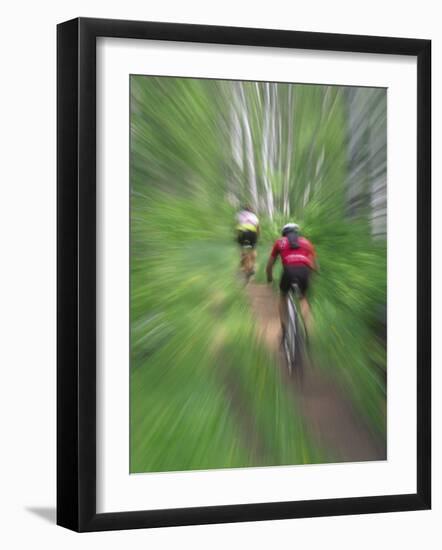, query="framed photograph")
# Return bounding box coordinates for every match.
[57,17,431,532]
